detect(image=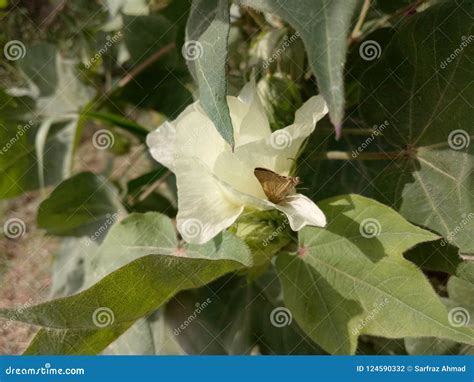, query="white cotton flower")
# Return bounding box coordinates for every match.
[147,81,328,244]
